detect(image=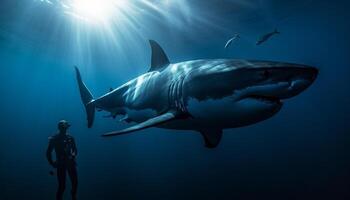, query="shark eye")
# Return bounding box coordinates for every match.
[263,70,270,79]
